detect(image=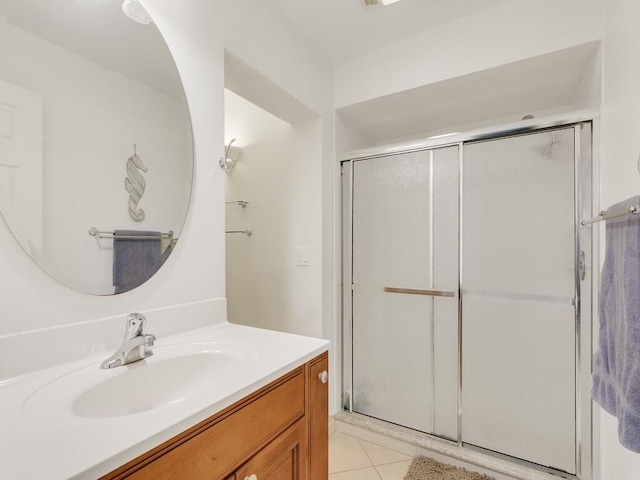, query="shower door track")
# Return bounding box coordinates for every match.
[340,112,598,480]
